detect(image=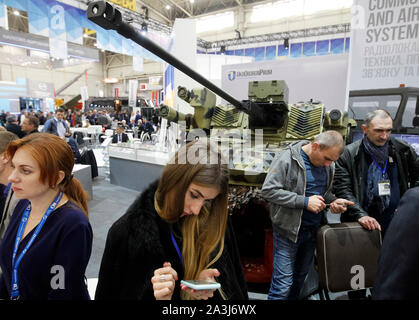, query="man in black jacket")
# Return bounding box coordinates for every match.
[111,125,128,144]
[334,109,419,237]
[5,115,24,138]
[334,109,419,300]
